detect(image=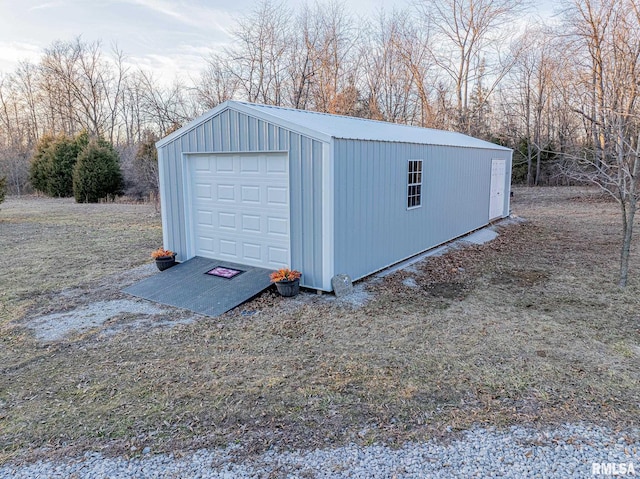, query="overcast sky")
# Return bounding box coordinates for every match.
[0,0,557,82]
